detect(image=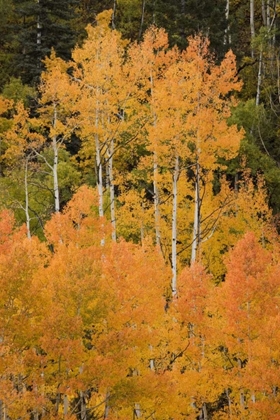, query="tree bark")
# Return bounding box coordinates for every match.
[37,0,42,46]
[80,391,87,420]
[104,390,110,419]
[150,71,162,251]
[171,155,179,296]
[250,0,255,57]
[256,48,263,106]
[108,140,116,241]
[153,154,161,247]
[191,162,200,263]
[24,158,31,239]
[52,107,60,213]
[138,0,146,40]
[262,0,267,25]
[95,112,104,219]
[226,388,232,418]
[224,0,231,45]
[134,403,141,418]
[64,395,69,415]
[112,0,116,29]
